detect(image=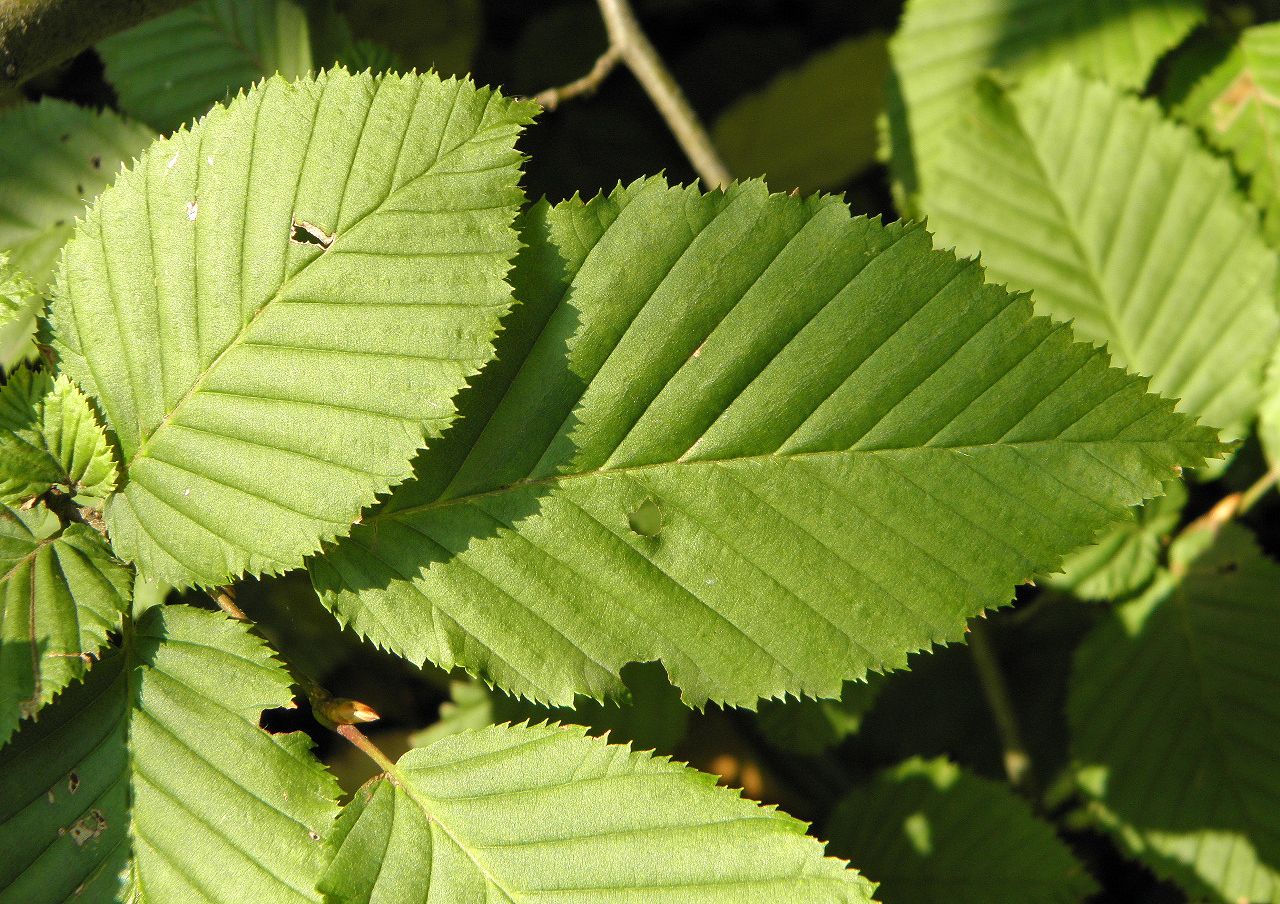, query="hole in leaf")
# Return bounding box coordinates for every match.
[628,498,663,538]
[291,217,334,248]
